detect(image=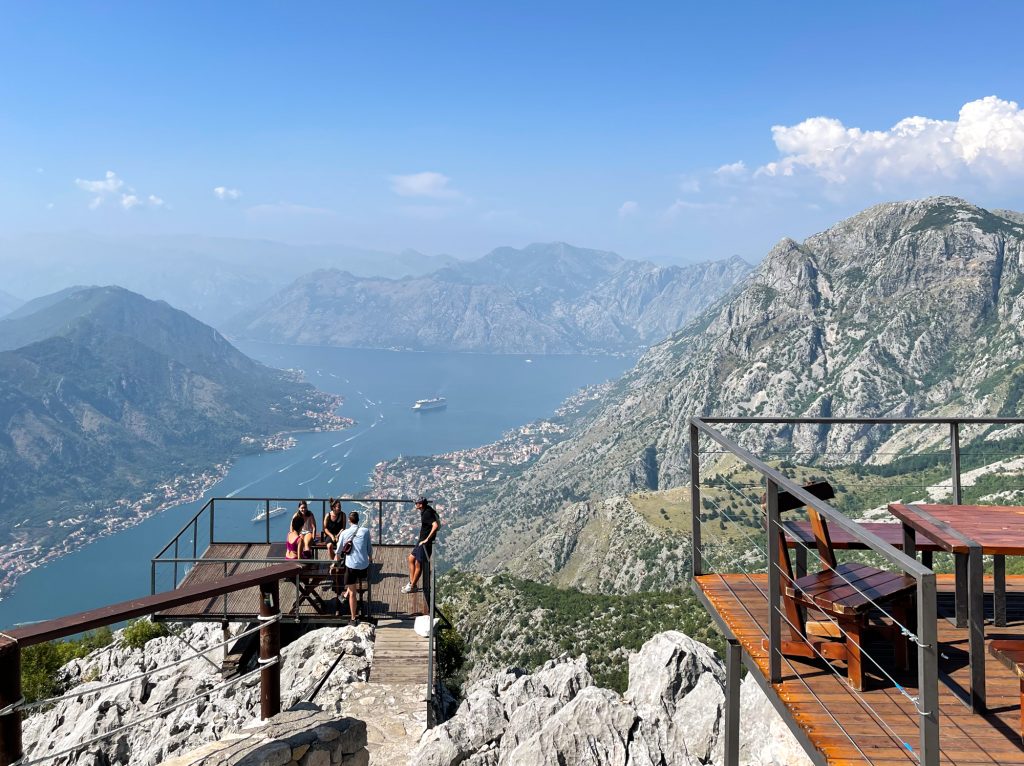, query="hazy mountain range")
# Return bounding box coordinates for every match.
[444,196,1024,577]
[225,243,752,354]
[0,286,340,546]
[0,290,22,317]
[0,233,458,326]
